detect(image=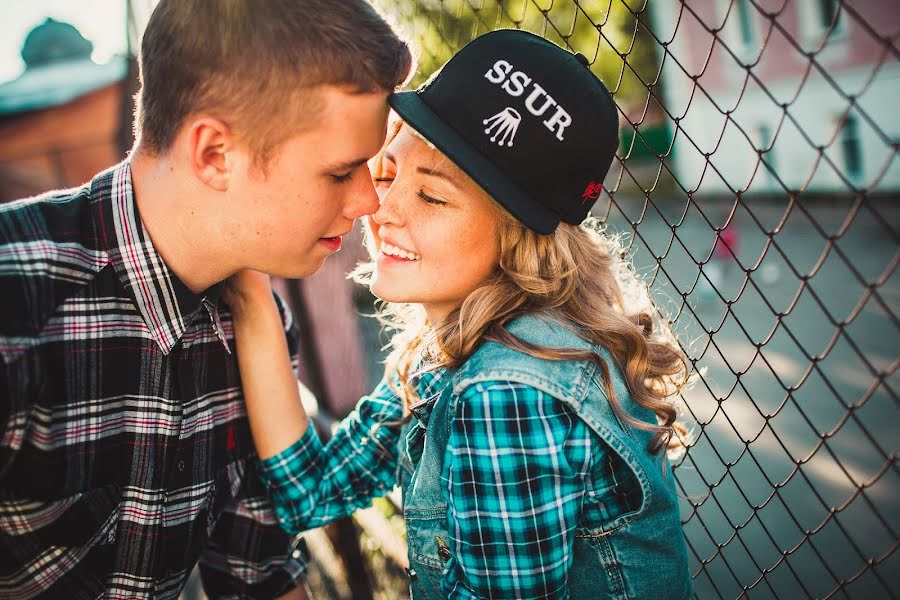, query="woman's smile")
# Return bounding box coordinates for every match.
[378,240,421,262]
